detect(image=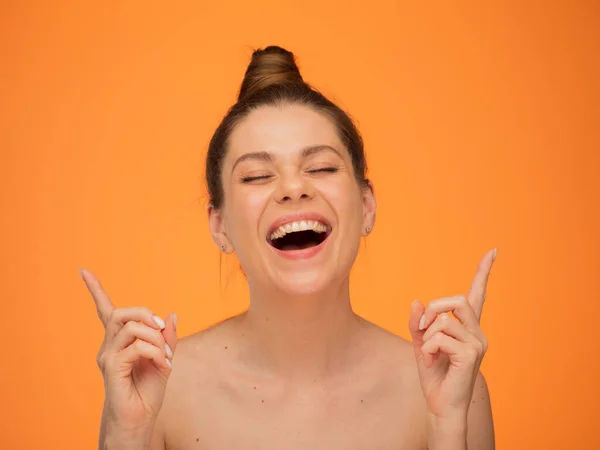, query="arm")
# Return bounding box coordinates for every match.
[147,408,167,450]
[466,371,494,450]
[100,405,164,450]
[81,268,177,450]
[426,371,495,450]
[410,249,497,450]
